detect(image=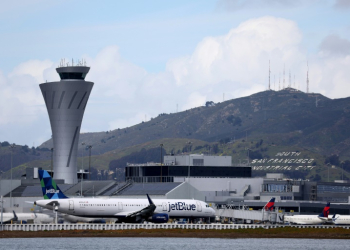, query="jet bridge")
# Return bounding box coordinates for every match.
[215,206,281,223]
